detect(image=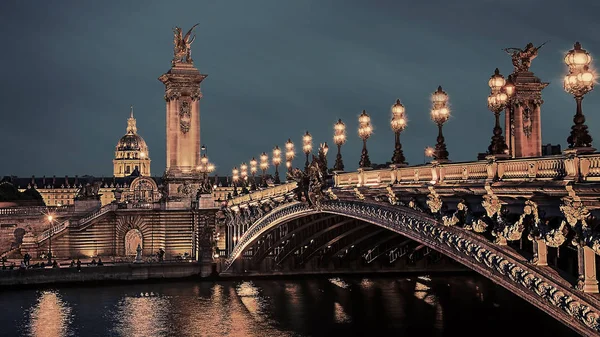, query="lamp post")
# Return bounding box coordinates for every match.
[240,162,248,193]
[487,68,510,157]
[232,167,239,196]
[390,99,407,166]
[424,146,435,164]
[303,131,312,172]
[358,110,373,169]
[260,152,269,187]
[564,42,596,153]
[272,146,281,184]
[249,157,257,191]
[285,139,295,175]
[197,154,215,188]
[430,86,450,162]
[333,119,346,172]
[47,215,53,264]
